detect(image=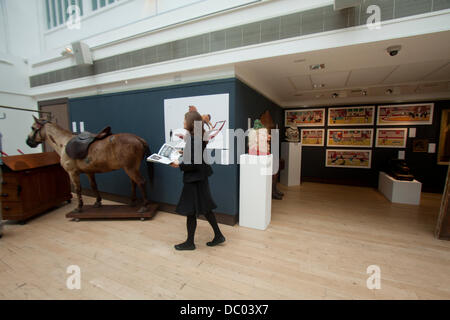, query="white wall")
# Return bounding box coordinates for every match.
[0,56,39,156]
[0,95,39,156]
[31,0,274,70]
[0,11,40,156]
[0,0,42,59]
[0,0,9,54]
